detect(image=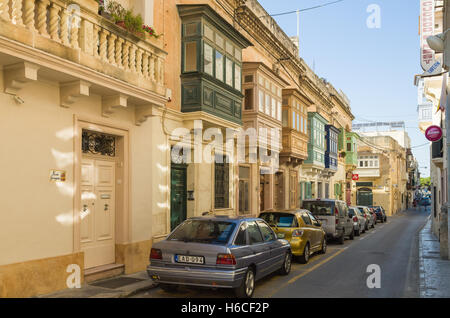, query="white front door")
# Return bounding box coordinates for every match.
[80,159,116,269]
